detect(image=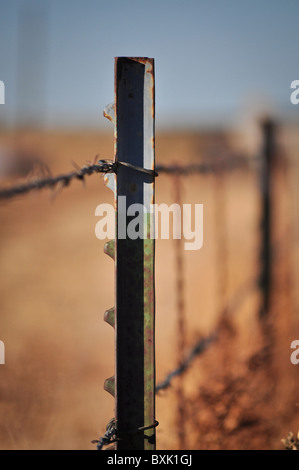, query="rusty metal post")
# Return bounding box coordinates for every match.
[104,57,156,450]
[259,119,276,318]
